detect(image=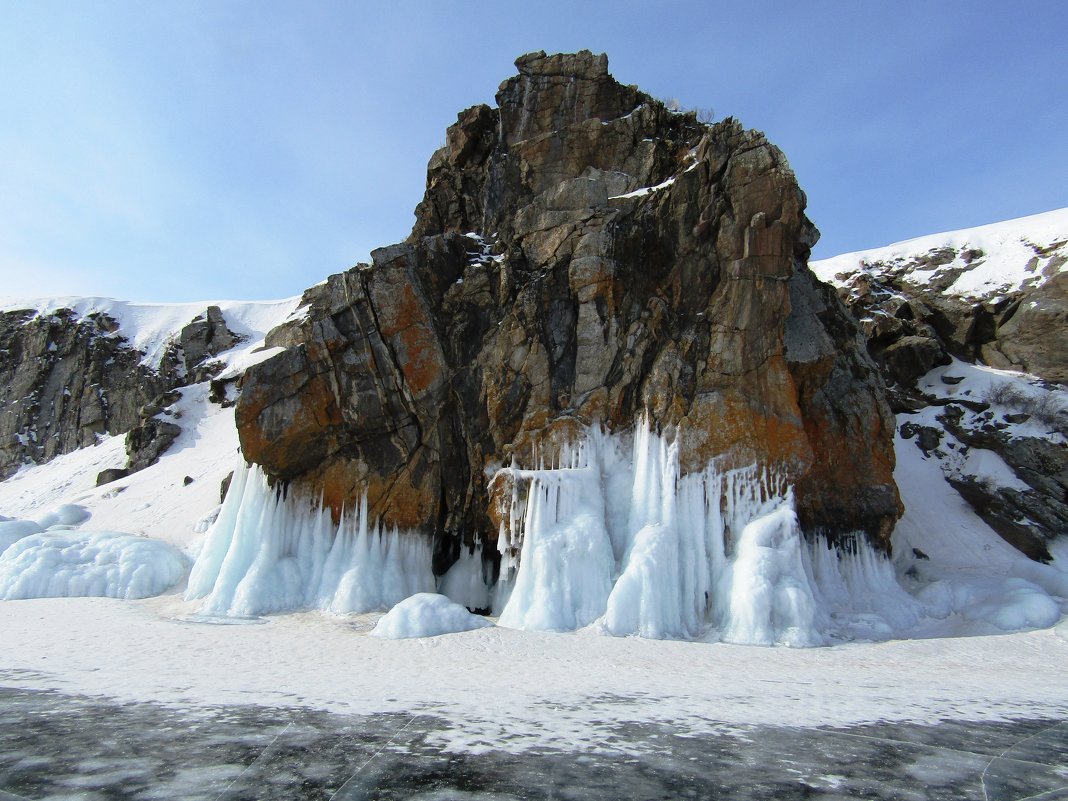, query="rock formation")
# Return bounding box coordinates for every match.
[236,50,901,576]
[0,304,243,481]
